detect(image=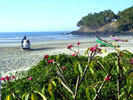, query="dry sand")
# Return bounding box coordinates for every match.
[0,36,133,77]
